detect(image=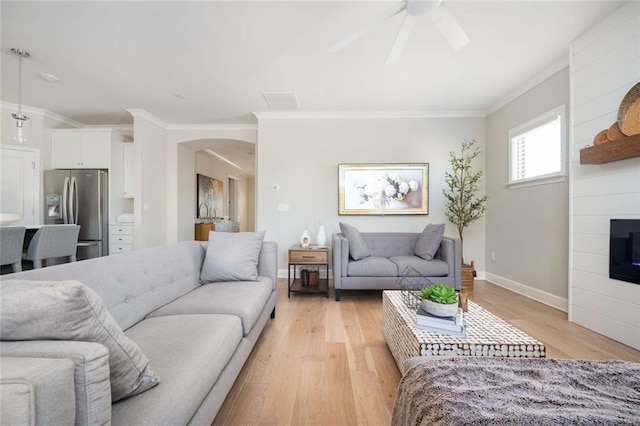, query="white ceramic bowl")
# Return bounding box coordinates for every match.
[421,298,459,318]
